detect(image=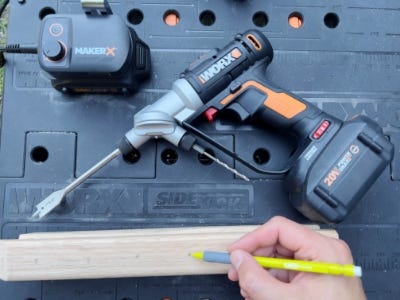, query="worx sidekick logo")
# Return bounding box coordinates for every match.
[198,48,242,84]
[74,46,117,56]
